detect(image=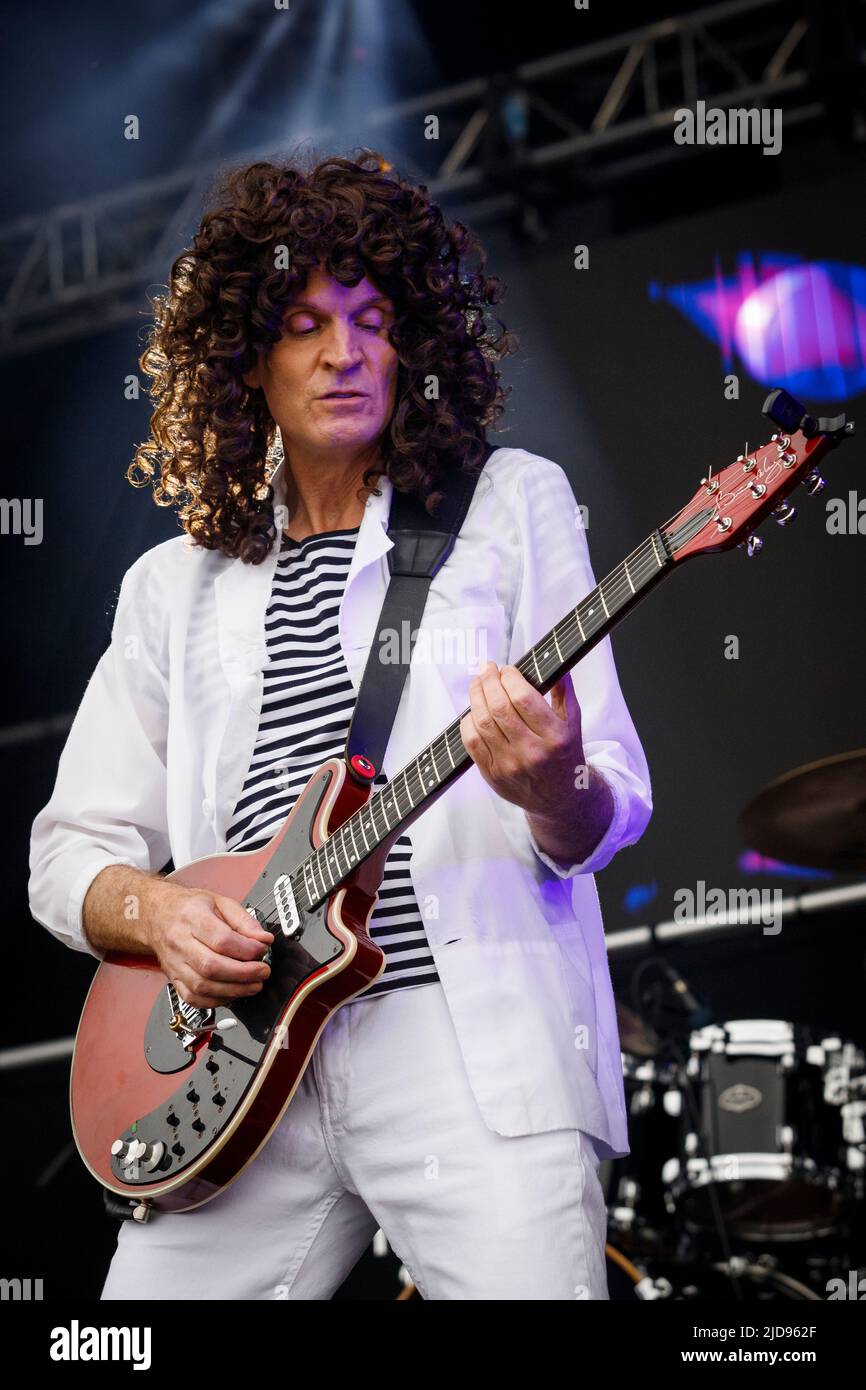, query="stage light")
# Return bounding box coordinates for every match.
[737,850,833,880]
[623,881,658,914]
[650,255,866,401]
